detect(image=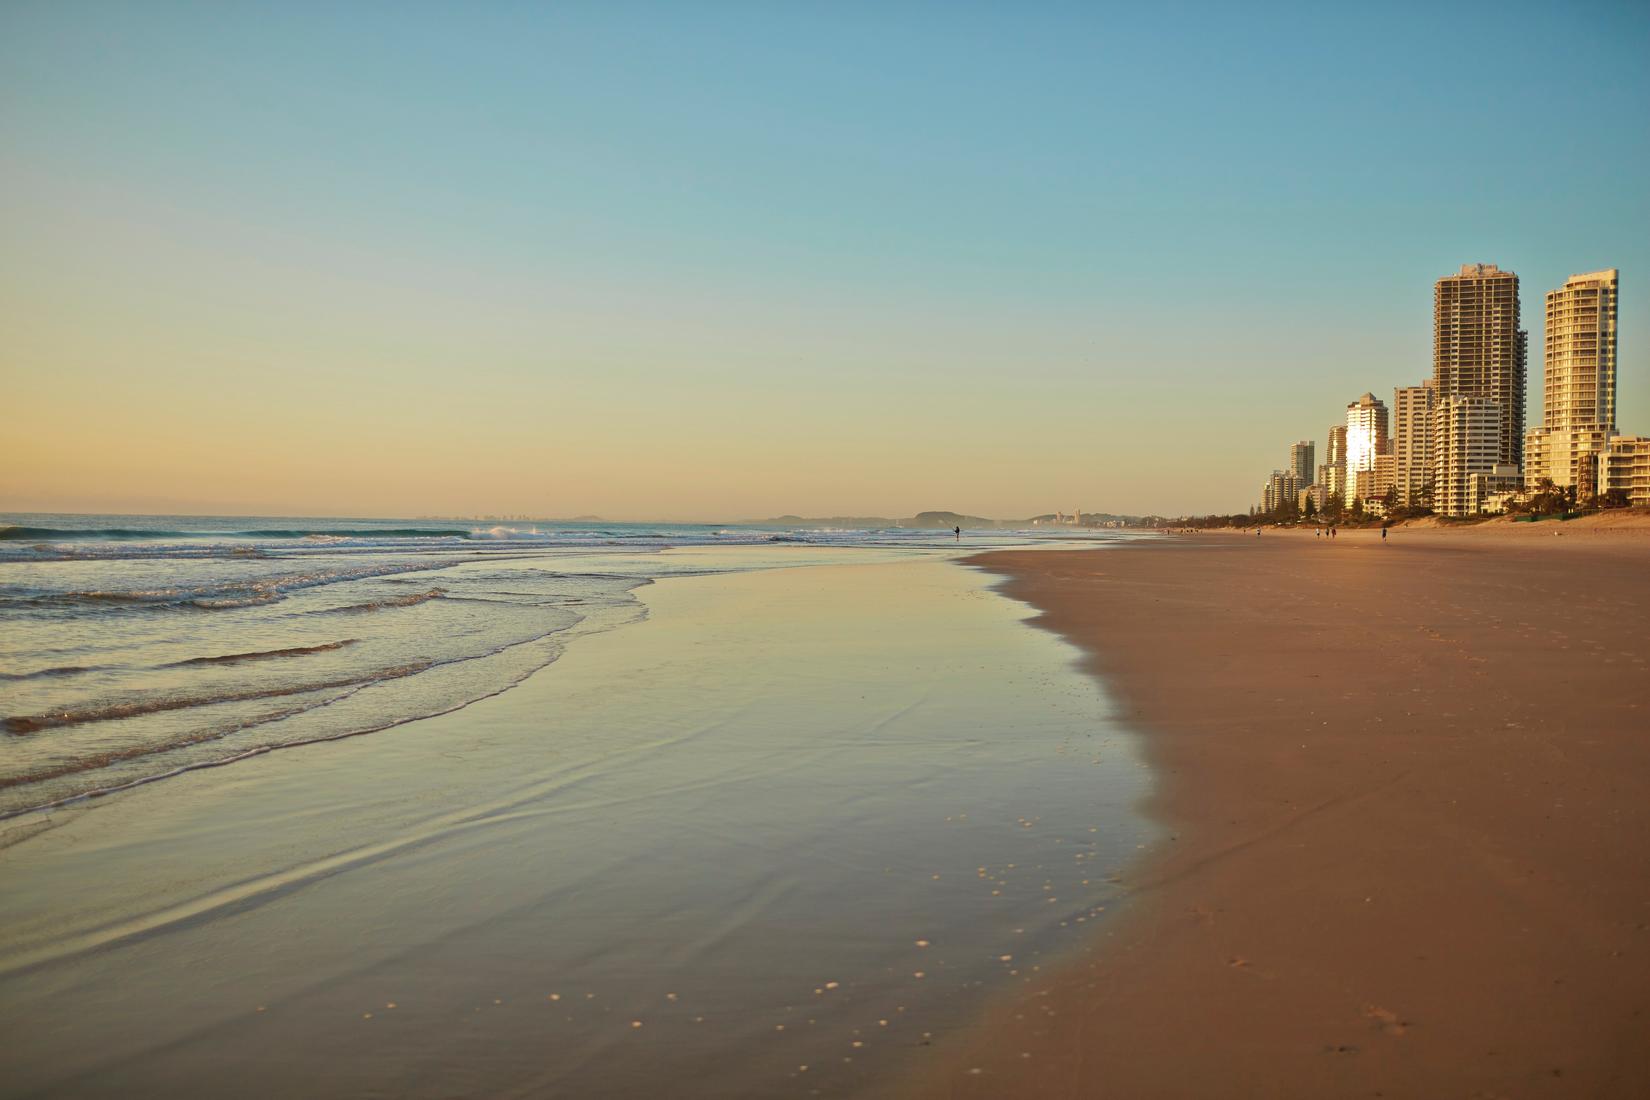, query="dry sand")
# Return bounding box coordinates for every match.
[922,528,1650,1098]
